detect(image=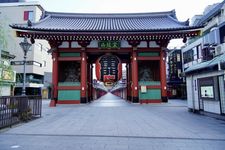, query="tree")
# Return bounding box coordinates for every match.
[0,20,8,54]
[0,19,15,96]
